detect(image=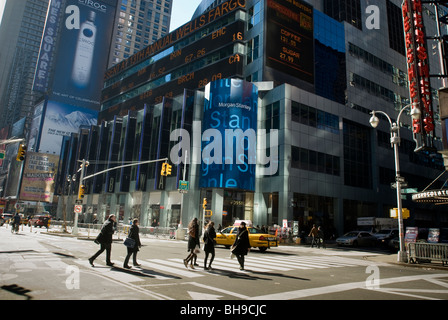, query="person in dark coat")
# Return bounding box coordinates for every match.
[89,214,116,267]
[183,218,199,269]
[123,218,142,268]
[231,221,251,270]
[203,221,216,270]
